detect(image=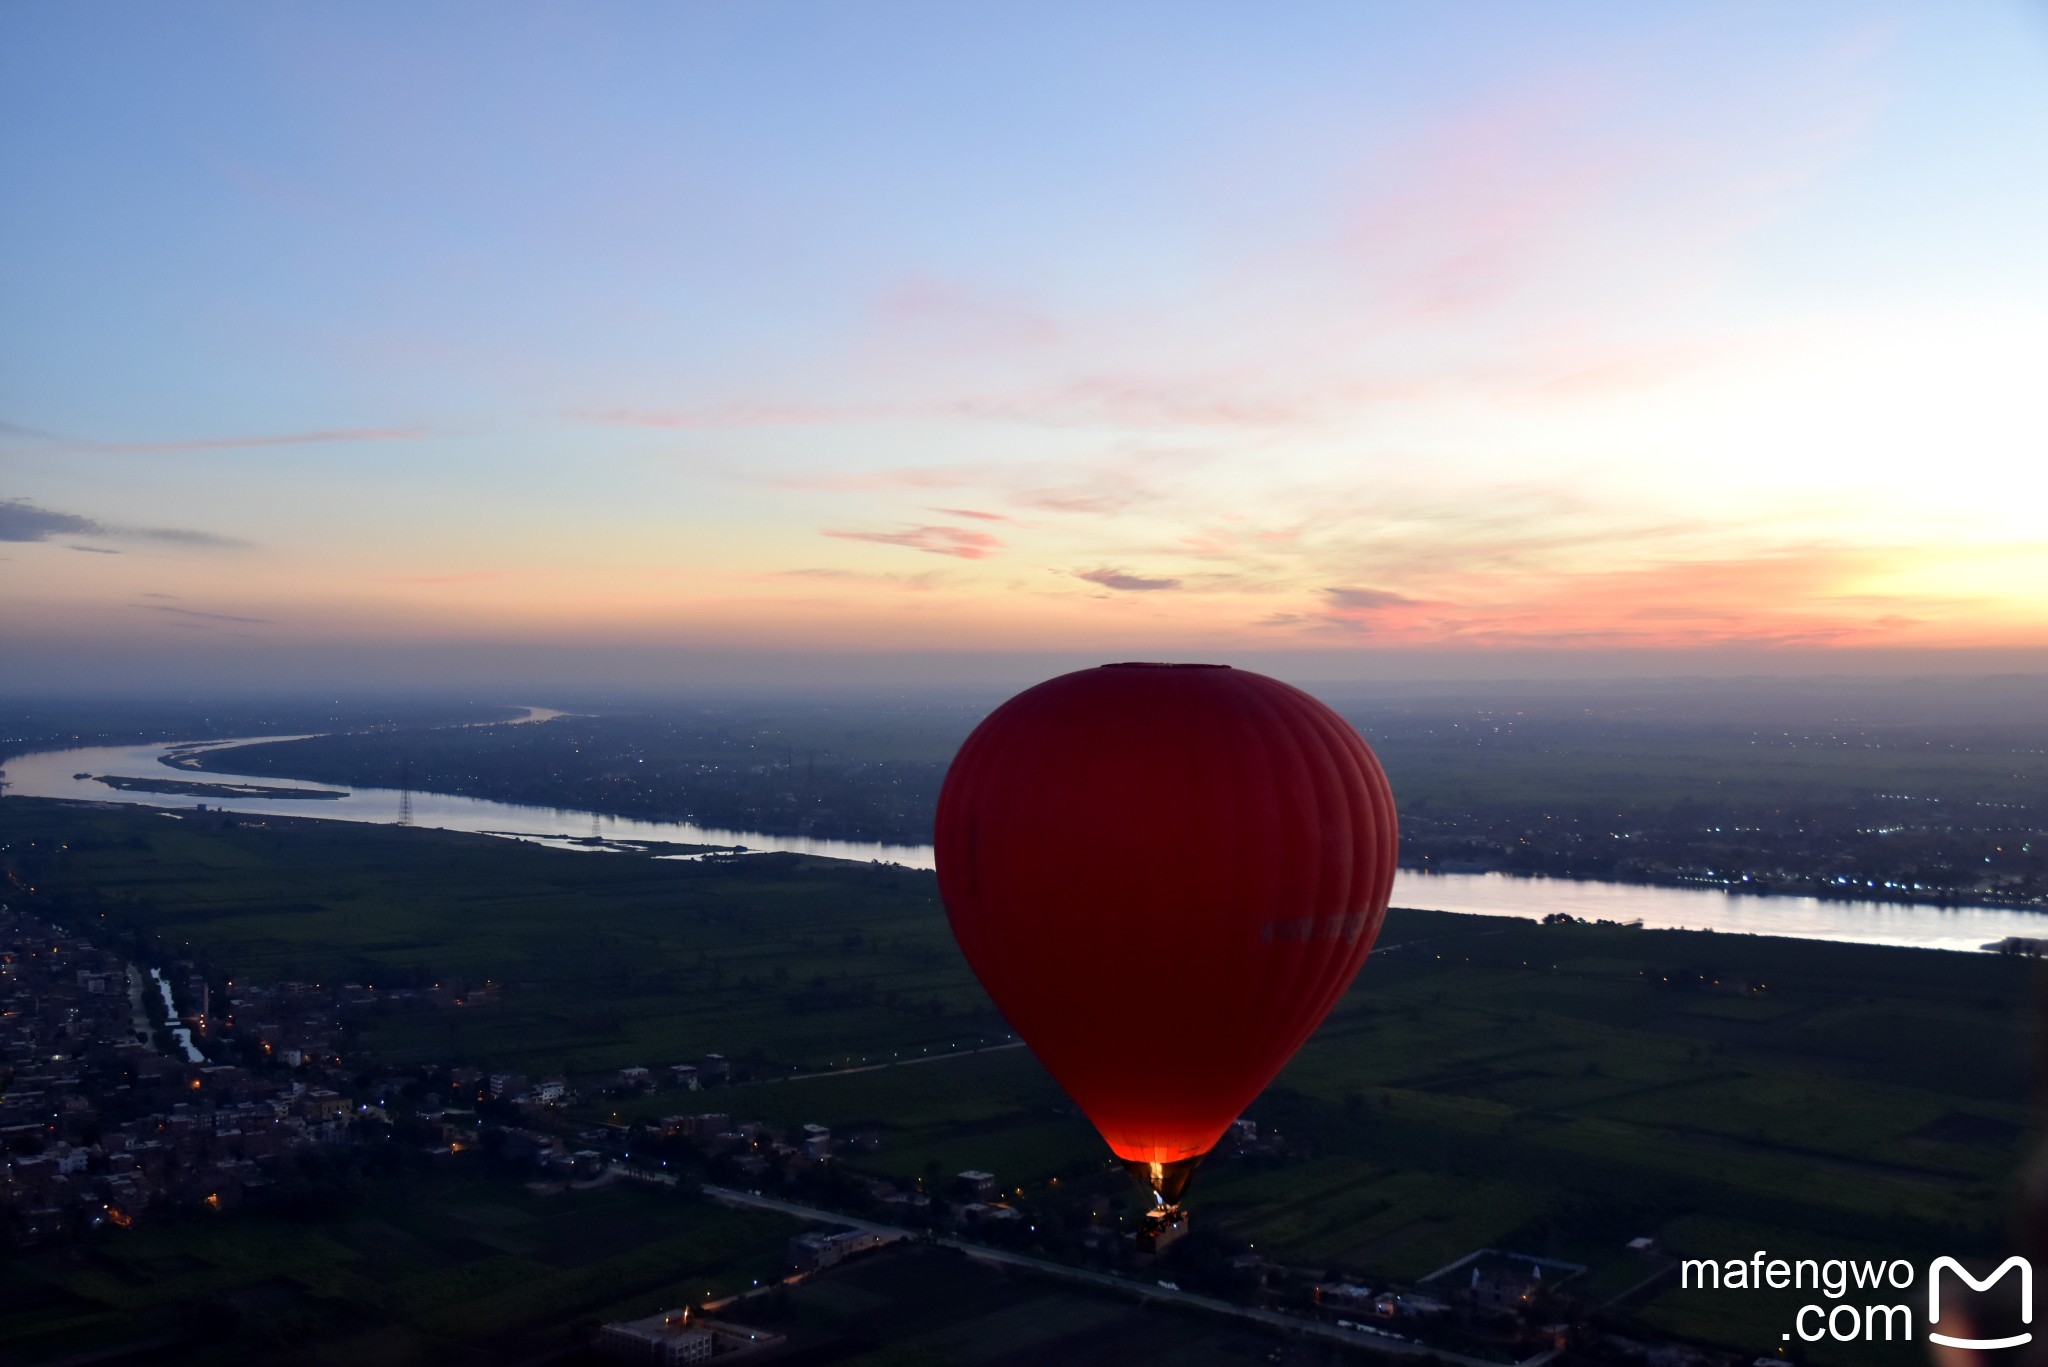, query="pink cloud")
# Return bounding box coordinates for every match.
[567,23,1895,492]
[873,275,1064,350]
[820,524,1004,560]
[1337,77,1641,326]
[577,404,882,431]
[771,446,1211,526]
[963,375,1303,431]
[1253,548,1970,650]
[578,371,1309,438]
[777,465,989,493]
